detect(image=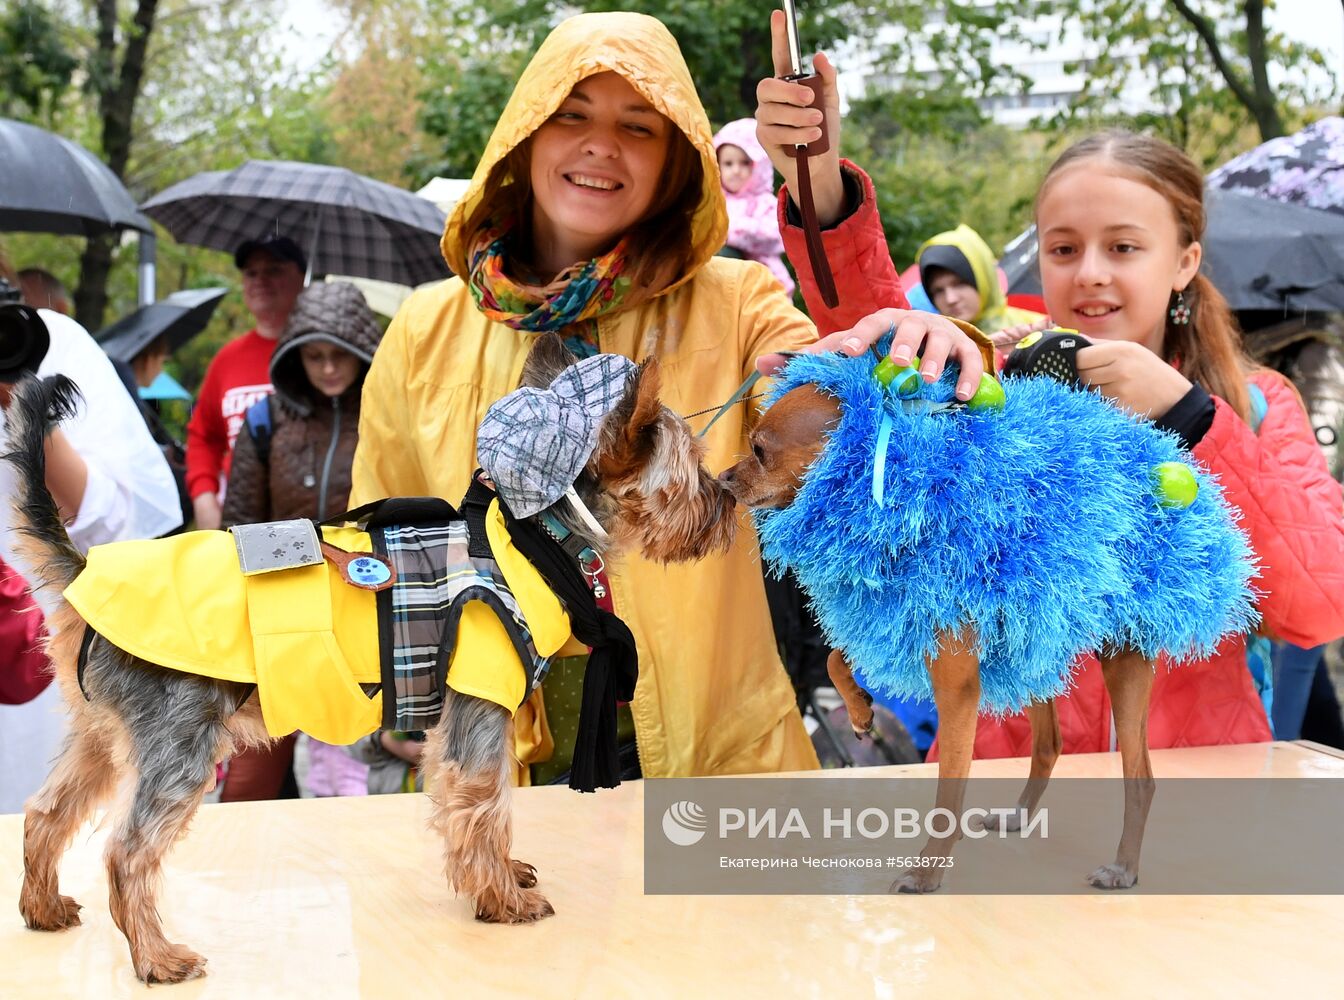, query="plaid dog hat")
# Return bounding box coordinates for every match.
[478,354,638,518]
